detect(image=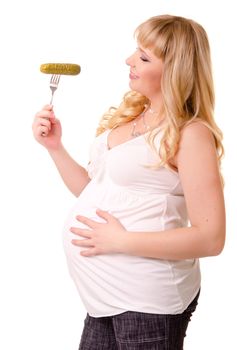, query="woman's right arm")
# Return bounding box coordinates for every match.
[32,105,91,197]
